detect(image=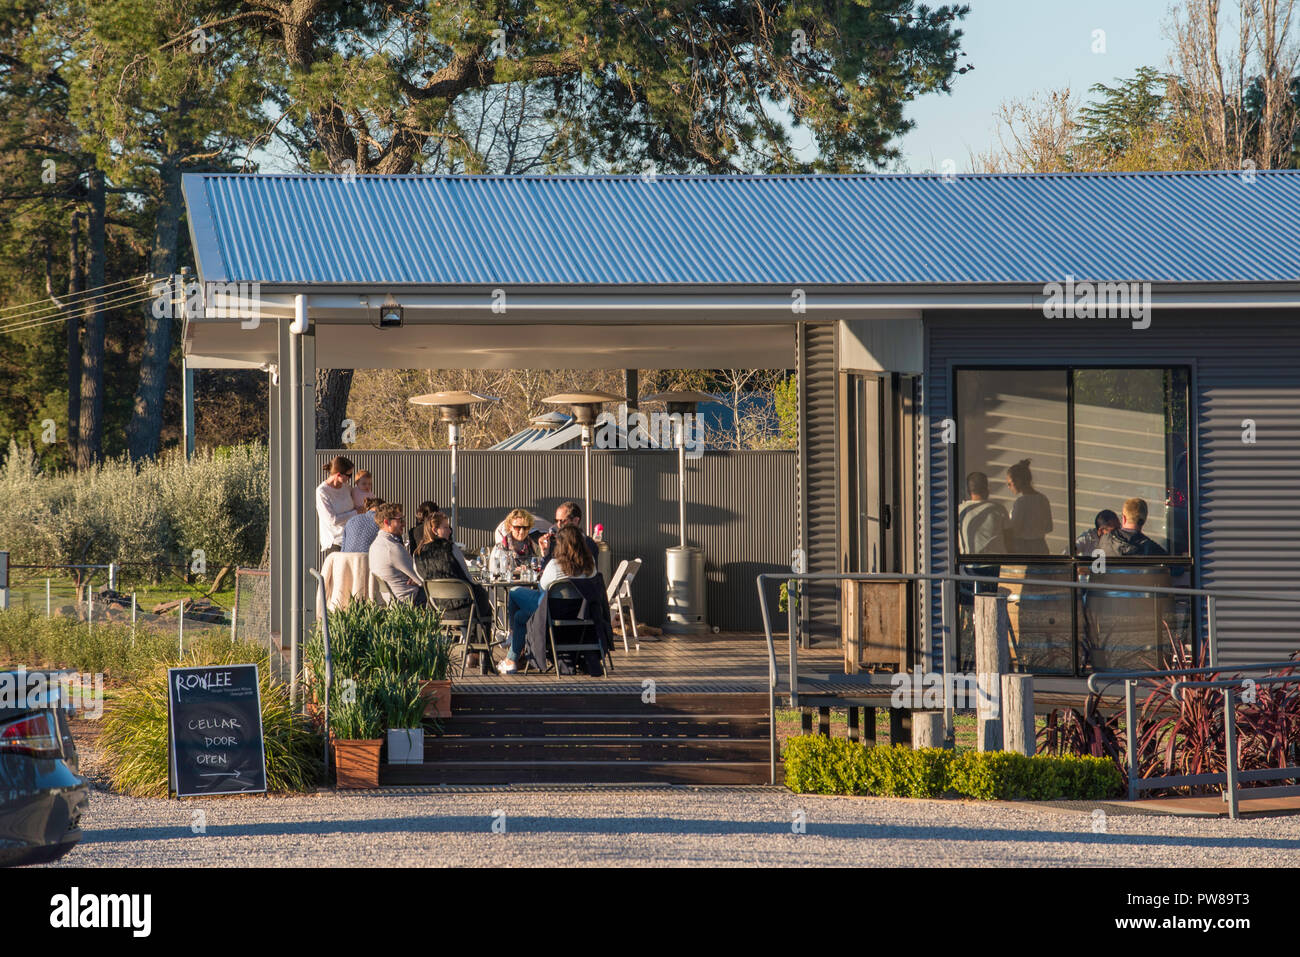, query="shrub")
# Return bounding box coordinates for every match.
[100,645,322,797]
[0,441,268,587]
[783,736,1124,800]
